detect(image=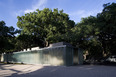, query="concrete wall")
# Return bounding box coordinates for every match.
[73,48,84,65]
[73,48,78,65]
[65,47,73,66]
[3,46,74,66]
[78,48,84,64]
